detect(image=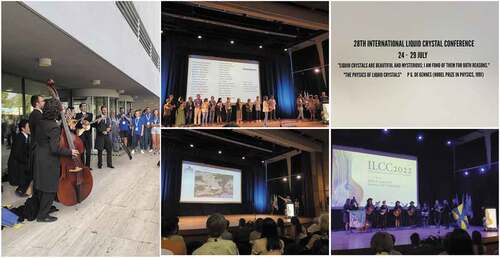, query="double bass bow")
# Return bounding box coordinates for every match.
[46,79,93,206]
